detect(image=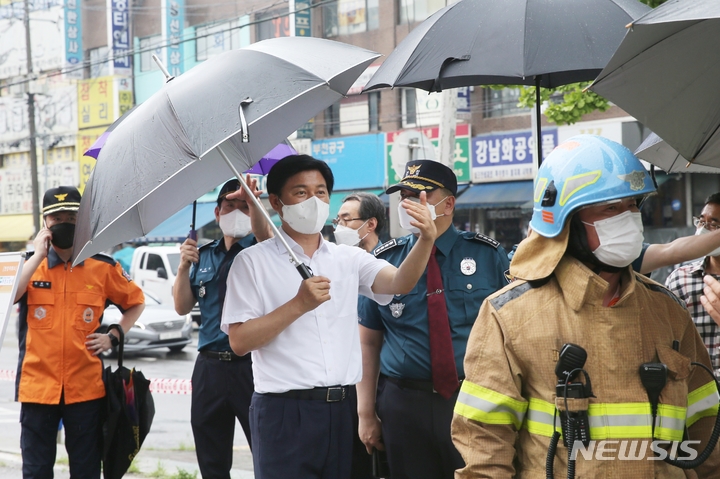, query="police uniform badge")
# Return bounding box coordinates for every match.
[198,282,206,298]
[389,303,405,318]
[460,258,476,276]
